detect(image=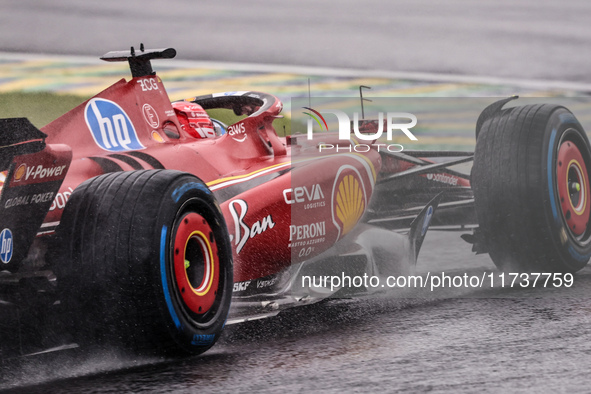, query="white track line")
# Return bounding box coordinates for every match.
[1,51,590,92]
